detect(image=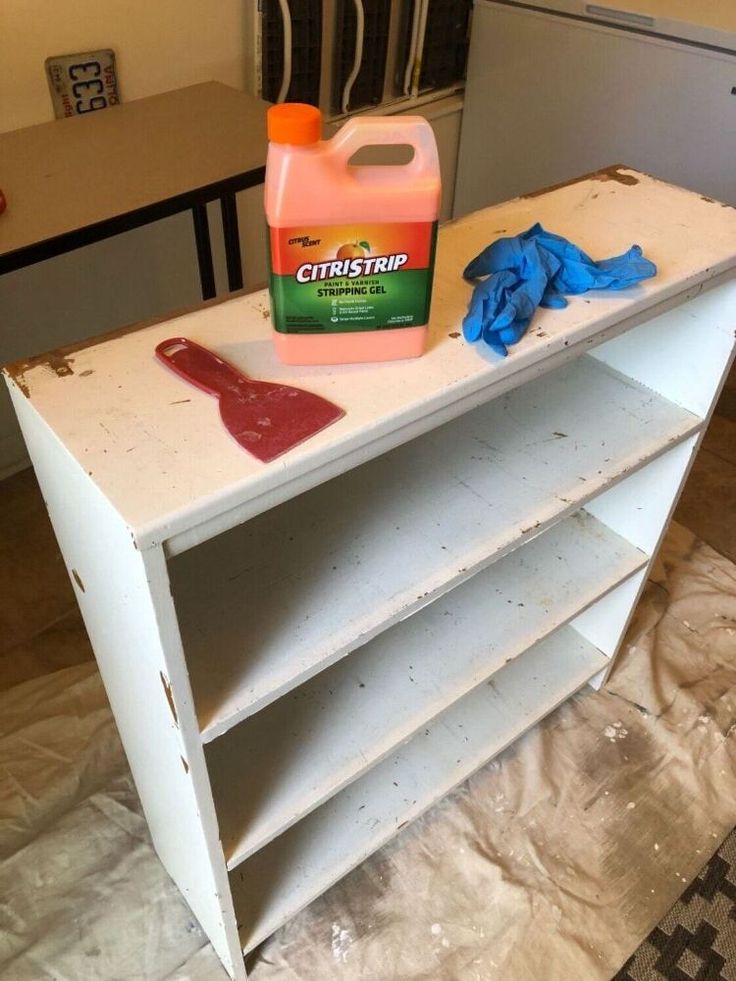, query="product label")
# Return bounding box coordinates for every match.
[268,222,438,334]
